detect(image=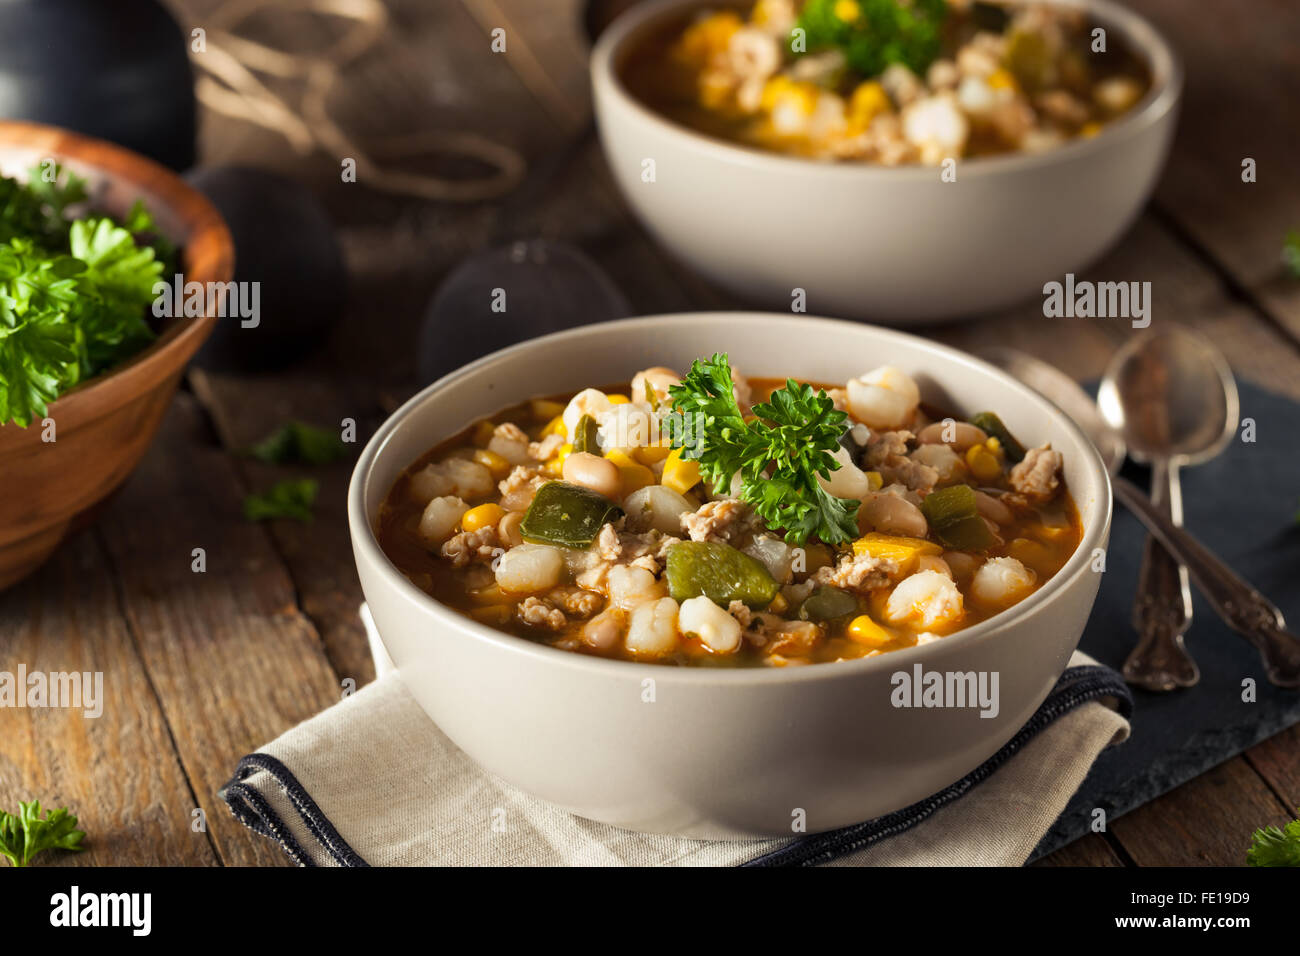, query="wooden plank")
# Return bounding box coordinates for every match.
[0,532,218,866]
[1033,833,1126,867]
[1109,756,1295,866]
[1127,0,1300,343]
[94,394,344,867]
[1244,725,1300,815]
